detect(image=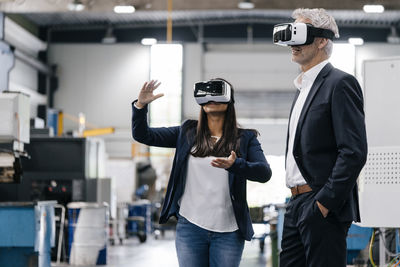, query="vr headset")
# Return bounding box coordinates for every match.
[273,22,335,46]
[194,80,232,105]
